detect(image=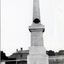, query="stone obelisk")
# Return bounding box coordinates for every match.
[27,0,49,64]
